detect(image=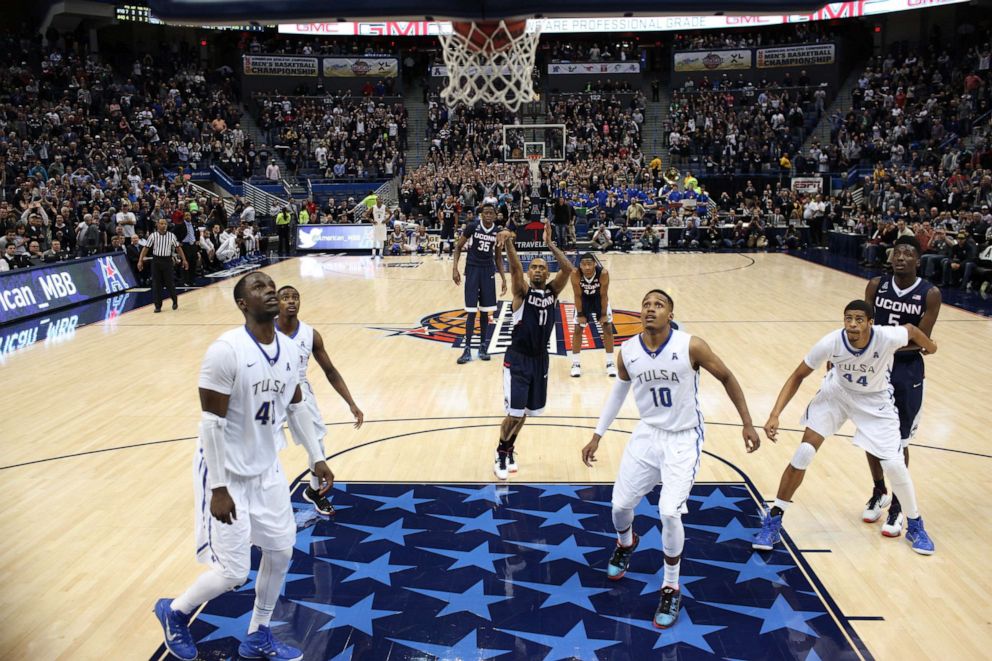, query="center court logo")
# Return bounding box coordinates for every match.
[372,300,643,355]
